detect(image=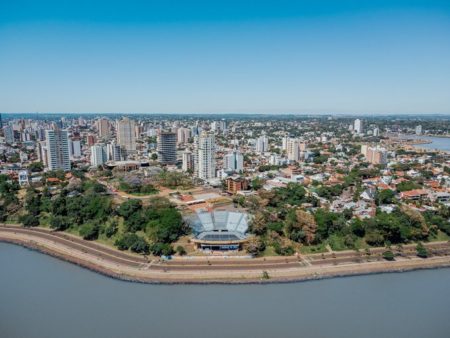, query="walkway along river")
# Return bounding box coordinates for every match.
[1,224,450,283]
